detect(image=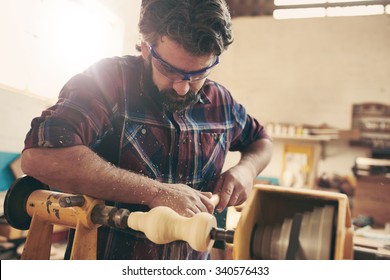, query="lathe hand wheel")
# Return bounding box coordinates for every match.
[4,175,49,230]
